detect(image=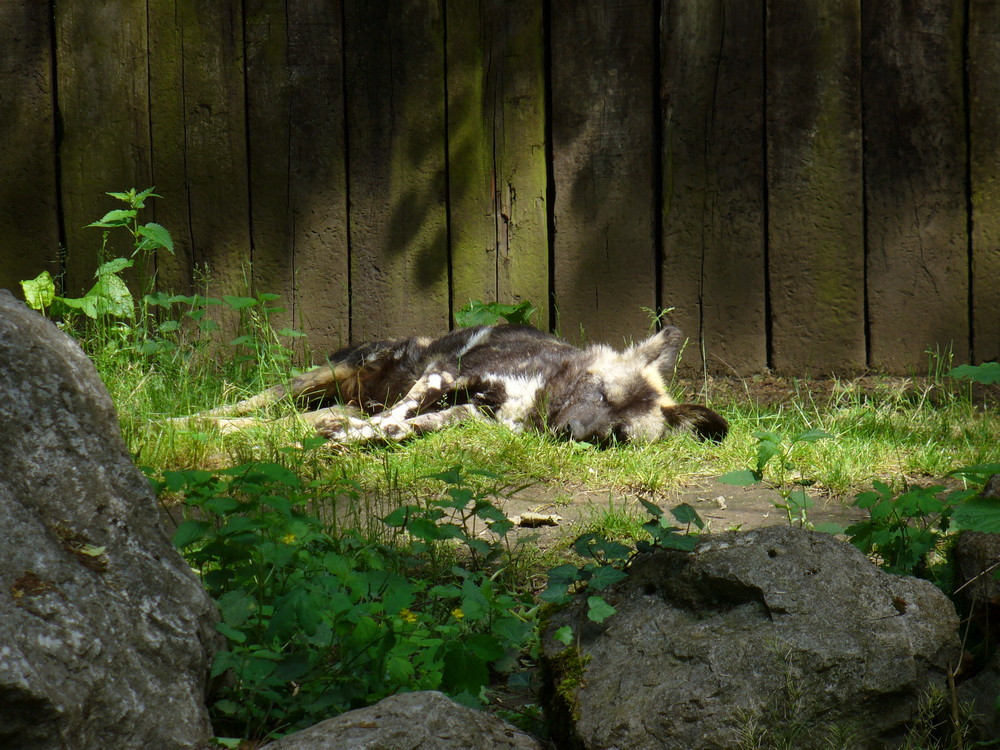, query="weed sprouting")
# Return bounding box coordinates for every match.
[156,462,536,741]
[718,428,834,528]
